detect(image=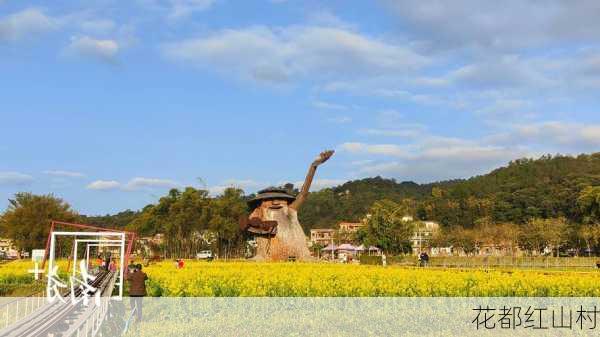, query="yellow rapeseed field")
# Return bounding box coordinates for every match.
[0,260,70,296]
[2,260,599,297]
[142,260,600,297]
